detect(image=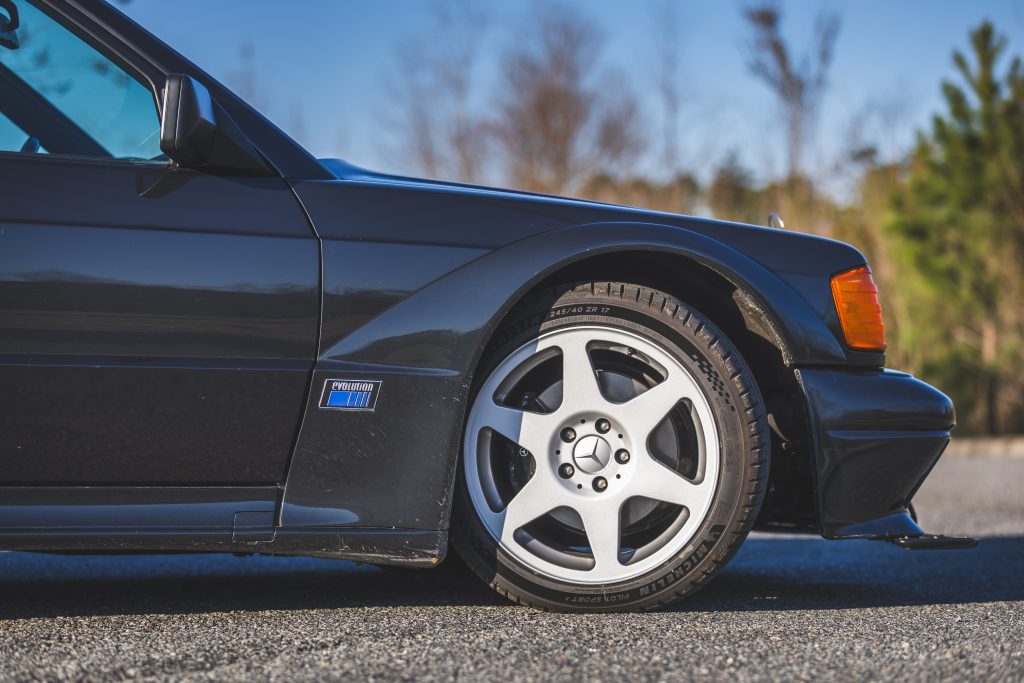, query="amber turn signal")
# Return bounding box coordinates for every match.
[830,266,886,351]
